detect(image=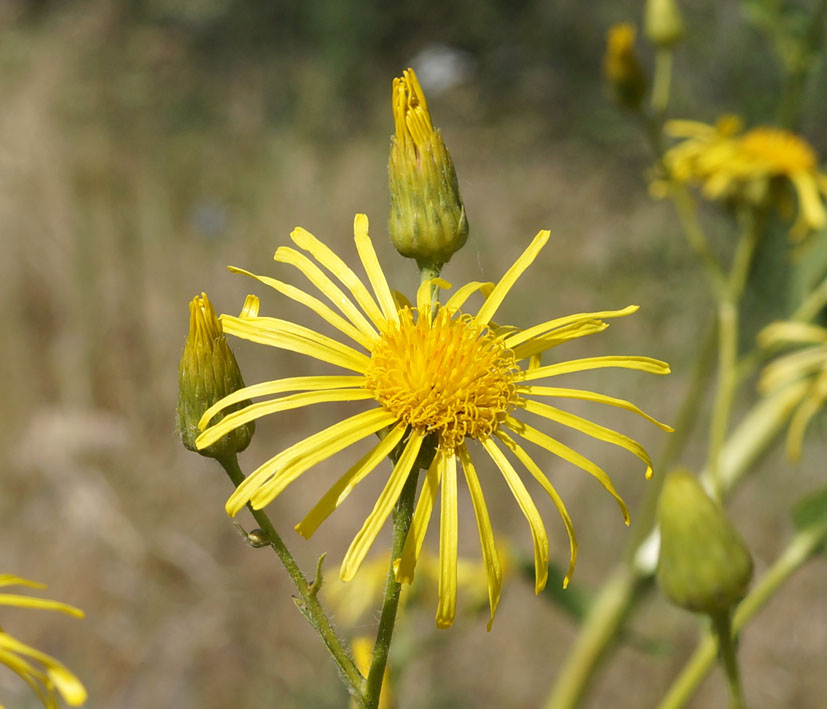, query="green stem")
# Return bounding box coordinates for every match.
[707,213,760,497]
[543,566,649,709]
[658,519,827,709]
[218,455,366,705]
[710,611,747,709]
[669,183,727,291]
[364,466,421,708]
[651,49,674,117]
